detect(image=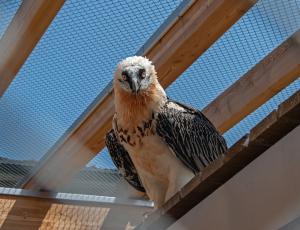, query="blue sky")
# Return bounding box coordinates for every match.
[0,0,299,174]
[0,0,21,38]
[0,0,182,168]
